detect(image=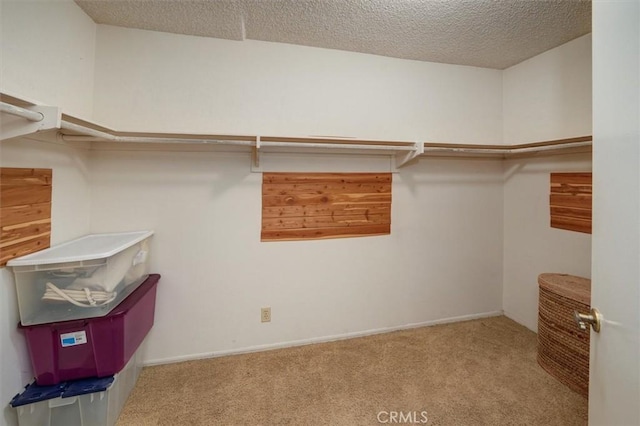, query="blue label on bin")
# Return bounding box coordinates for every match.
[60,331,87,347]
